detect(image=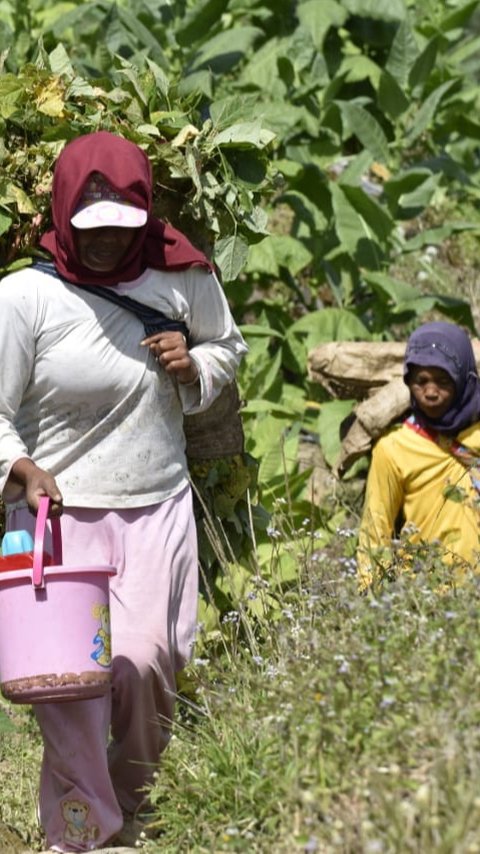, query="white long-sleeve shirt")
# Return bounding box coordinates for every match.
[0,264,247,509]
